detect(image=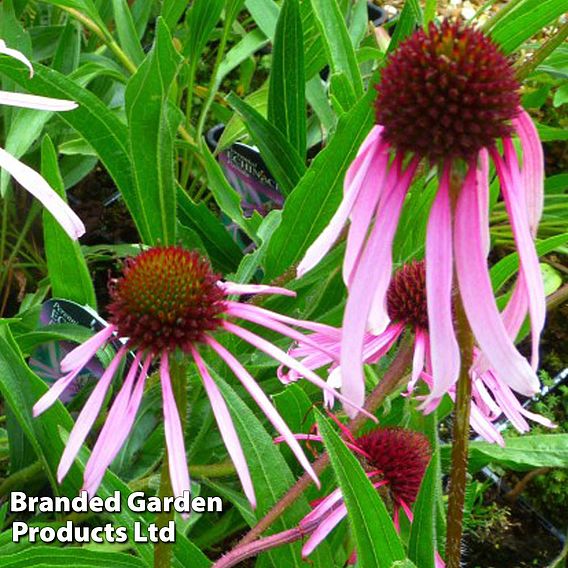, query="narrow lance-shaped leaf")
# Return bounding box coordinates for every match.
[125,17,182,245]
[41,135,96,308]
[309,0,363,97]
[268,0,307,159]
